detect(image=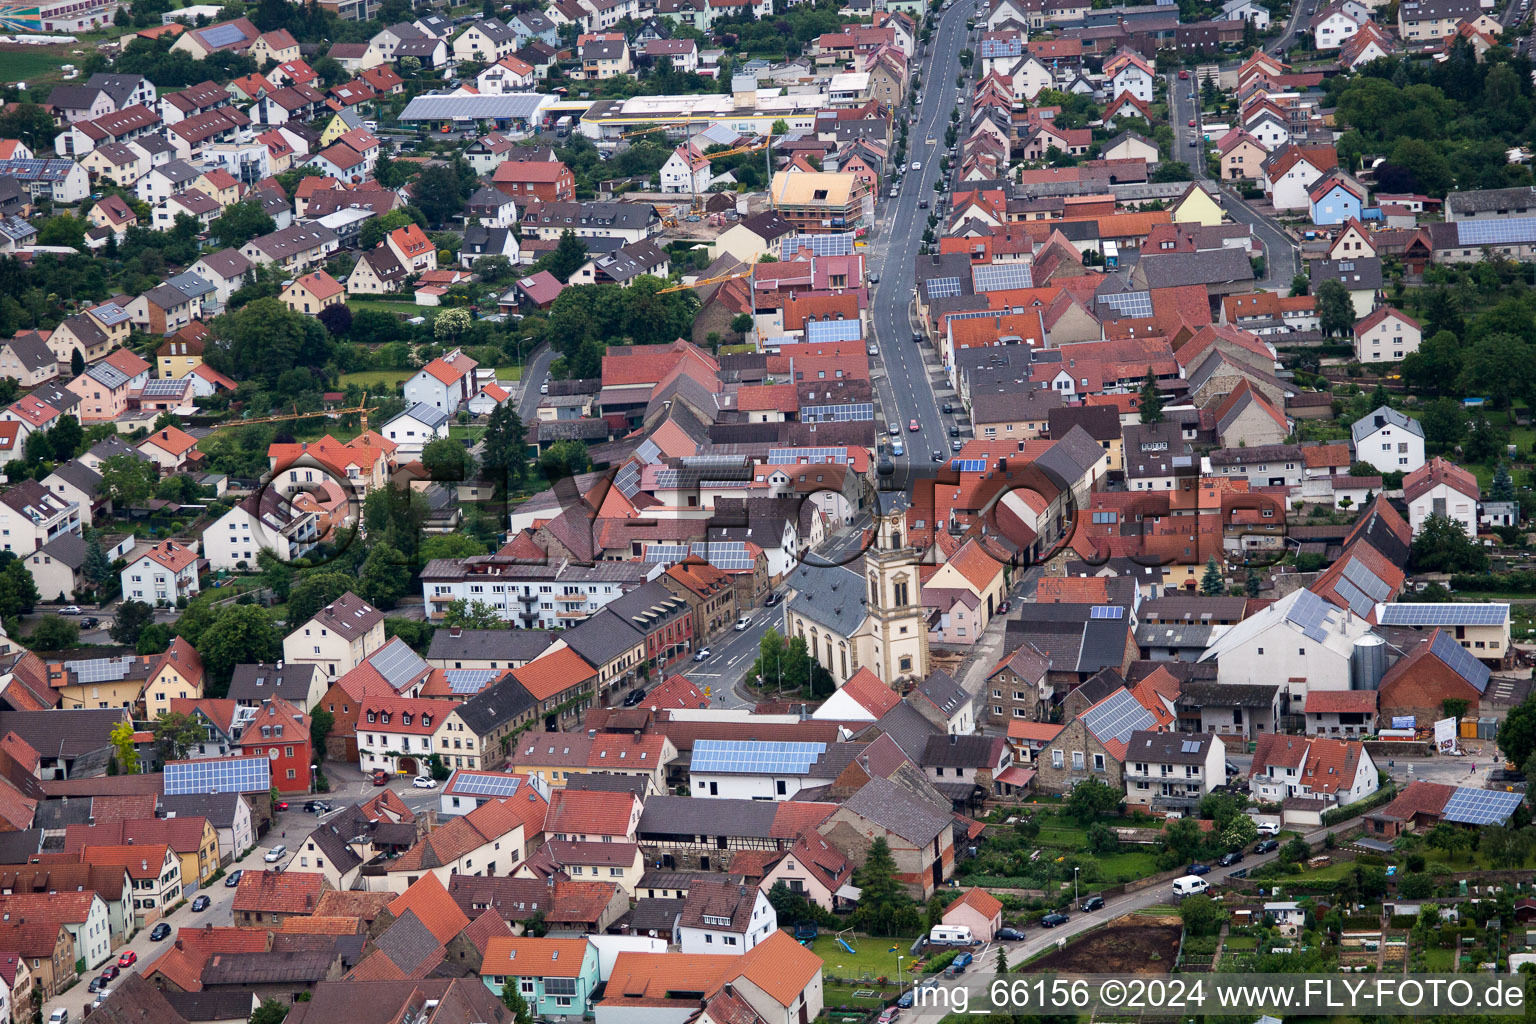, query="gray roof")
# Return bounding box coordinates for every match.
[1136,247,1255,289]
[785,563,867,638]
[47,460,103,497]
[0,708,128,760]
[557,608,644,667]
[638,796,782,840]
[1207,443,1303,467]
[393,402,450,430]
[161,991,258,1022]
[426,629,556,665]
[227,662,326,705]
[1309,256,1382,290]
[200,950,337,985]
[865,701,940,760]
[32,531,88,571]
[1177,680,1278,707]
[625,897,683,934]
[1446,186,1536,216]
[453,672,537,736]
[158,792,249,830]
[921,733,1002,768]
[523,201,658,233]
[1136,622,1218,649]
[970,385,1061,427]
[1125,729,1213,765]
[1351,405,1423,445]
[374,909,443,973]
[916,669,968,720]
[839,775,953,846]
[399,93,551,122]
[1036,425,1108,486]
